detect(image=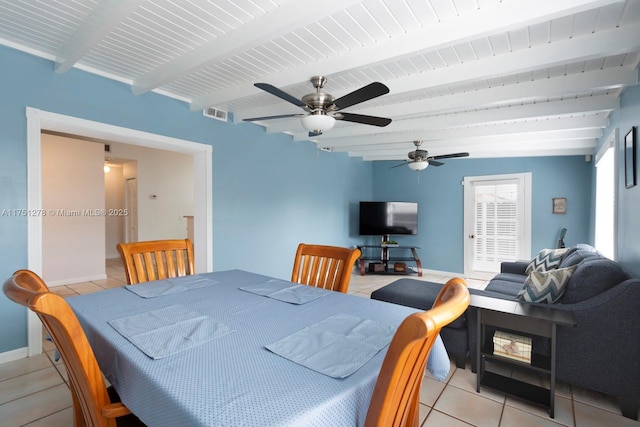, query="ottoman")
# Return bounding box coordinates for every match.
[371,278,468,368]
